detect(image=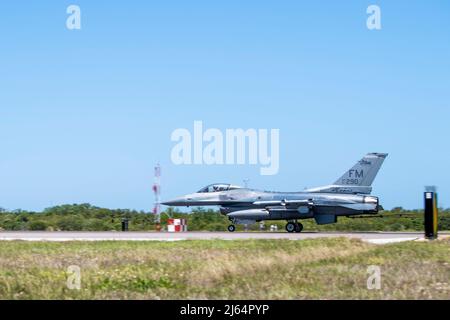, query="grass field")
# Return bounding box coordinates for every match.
[0,238,449,300]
